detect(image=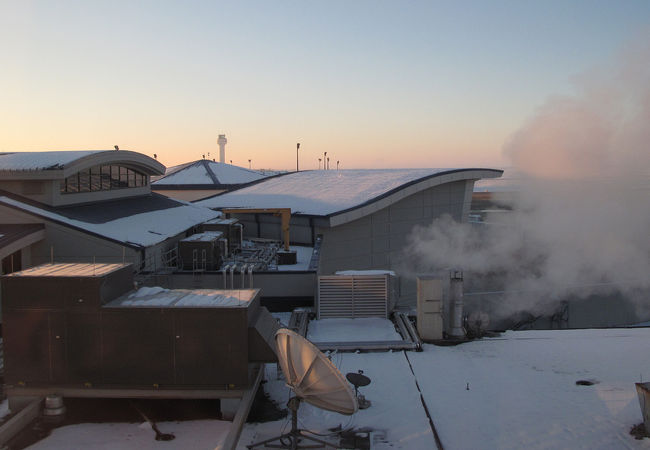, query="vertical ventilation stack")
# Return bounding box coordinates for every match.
[416,277,443,341]
[218,134,227,163]
[449,270,465,338]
